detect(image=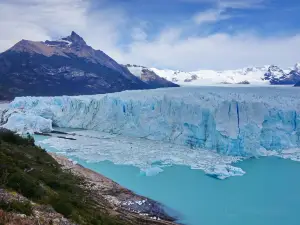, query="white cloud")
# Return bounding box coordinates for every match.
[218,0,265,9]
[0,0,299,71]
[117,33,300,71]
[0,0,124,53]
[131,28,147,41]
[179,0,265,9]
[192,0,264,26]
[193,9,230,25]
